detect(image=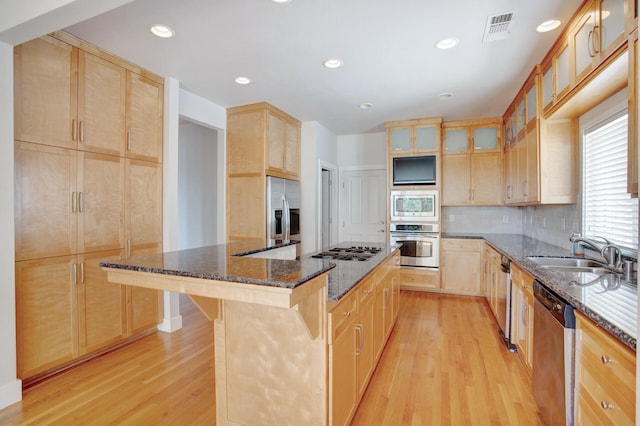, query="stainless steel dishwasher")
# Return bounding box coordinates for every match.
[532,280,576,426]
